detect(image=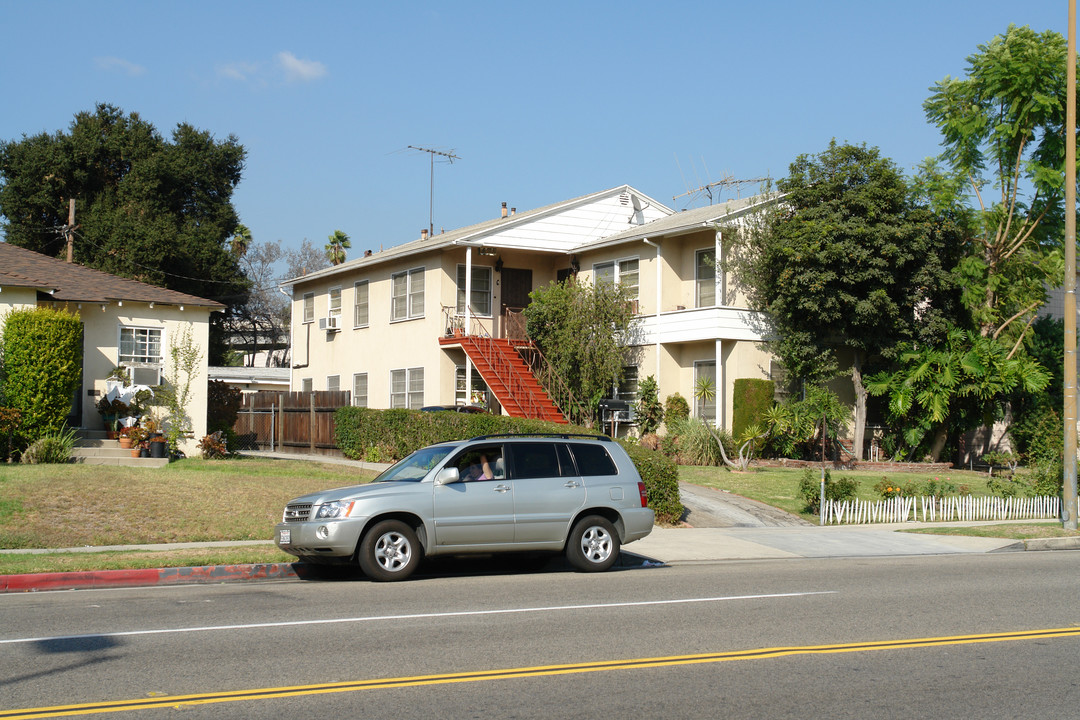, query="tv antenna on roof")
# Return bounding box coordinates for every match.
[408,146,460,237]
[672,173,770,208]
